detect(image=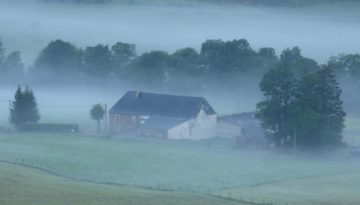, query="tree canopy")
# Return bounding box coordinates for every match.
[256,62,345,151]
[32,39,82,81]
[90,104,105,132]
